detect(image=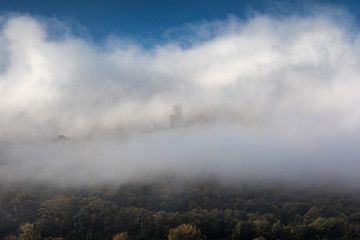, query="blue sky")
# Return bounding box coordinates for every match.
[1,0,359,43]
